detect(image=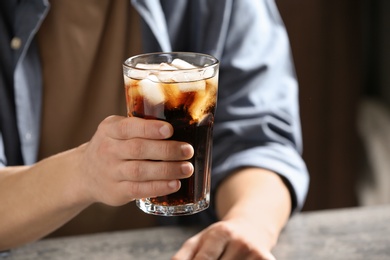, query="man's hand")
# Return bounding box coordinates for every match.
[76,116,194,206]
[172,219,276,260]
[172,168,291,260]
